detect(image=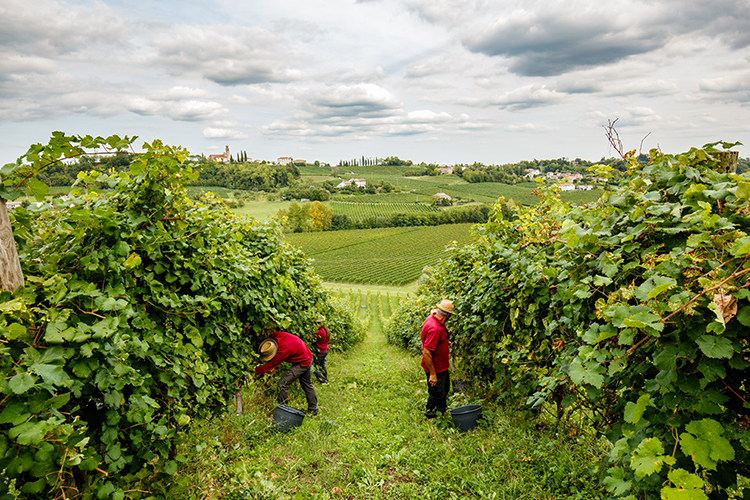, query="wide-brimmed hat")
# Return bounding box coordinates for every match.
[259,339,278,361]
[436,299,455,315]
